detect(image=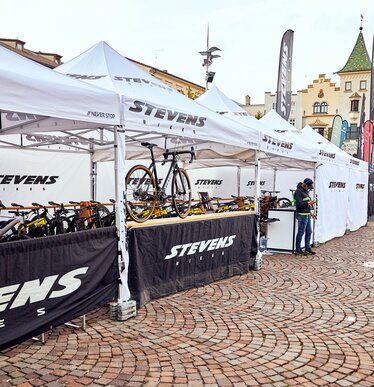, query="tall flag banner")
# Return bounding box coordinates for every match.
[276,29,294,121]
[331,115,343,147]
[357,93,366,159]
[363,120,373,162]
[339,120,348,148]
